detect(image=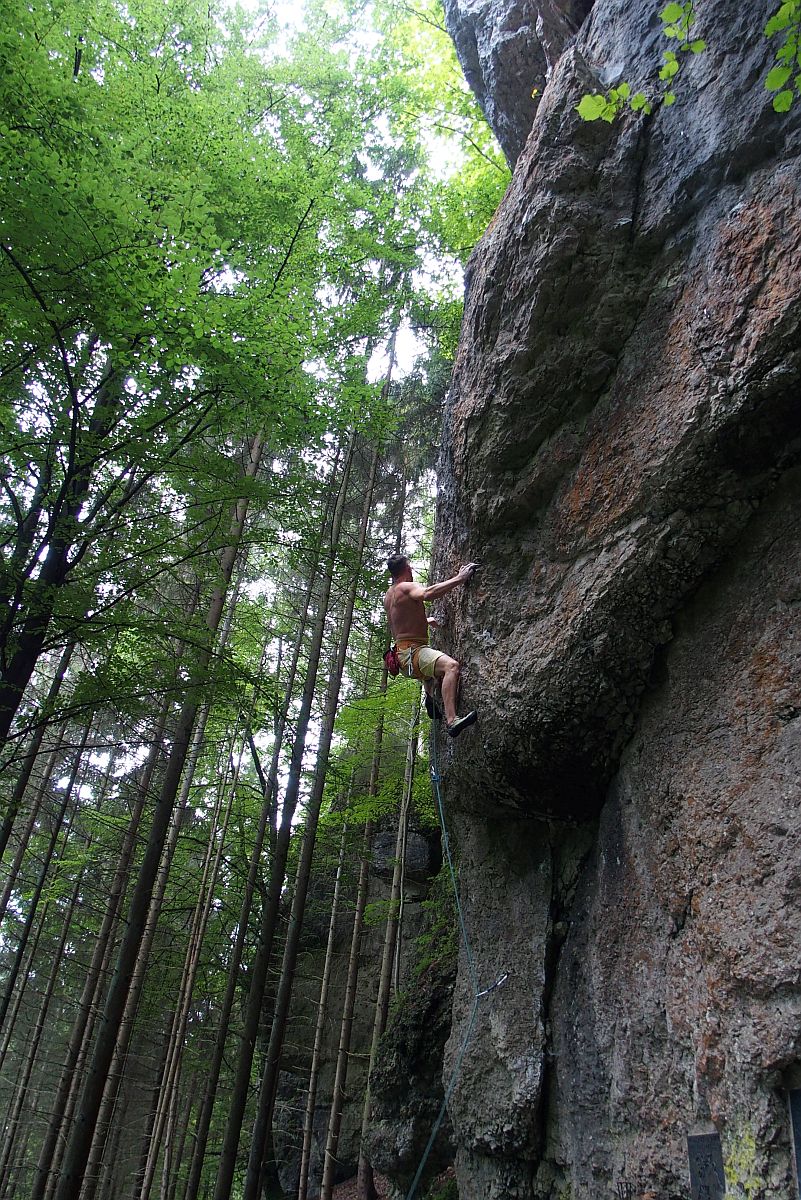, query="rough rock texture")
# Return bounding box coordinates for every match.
[365,959,456,1197]
[426,0,801,1196]
[546,473,801,1198]
[371,827,441,884]
[443,0,593,166]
